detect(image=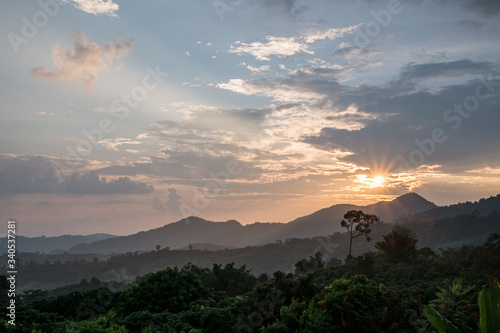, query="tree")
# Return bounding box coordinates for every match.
[340,210,379,258]
[155,244,161,251]
[375,226,417,262]
[299,275,388,332]
[119,267,208,315]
